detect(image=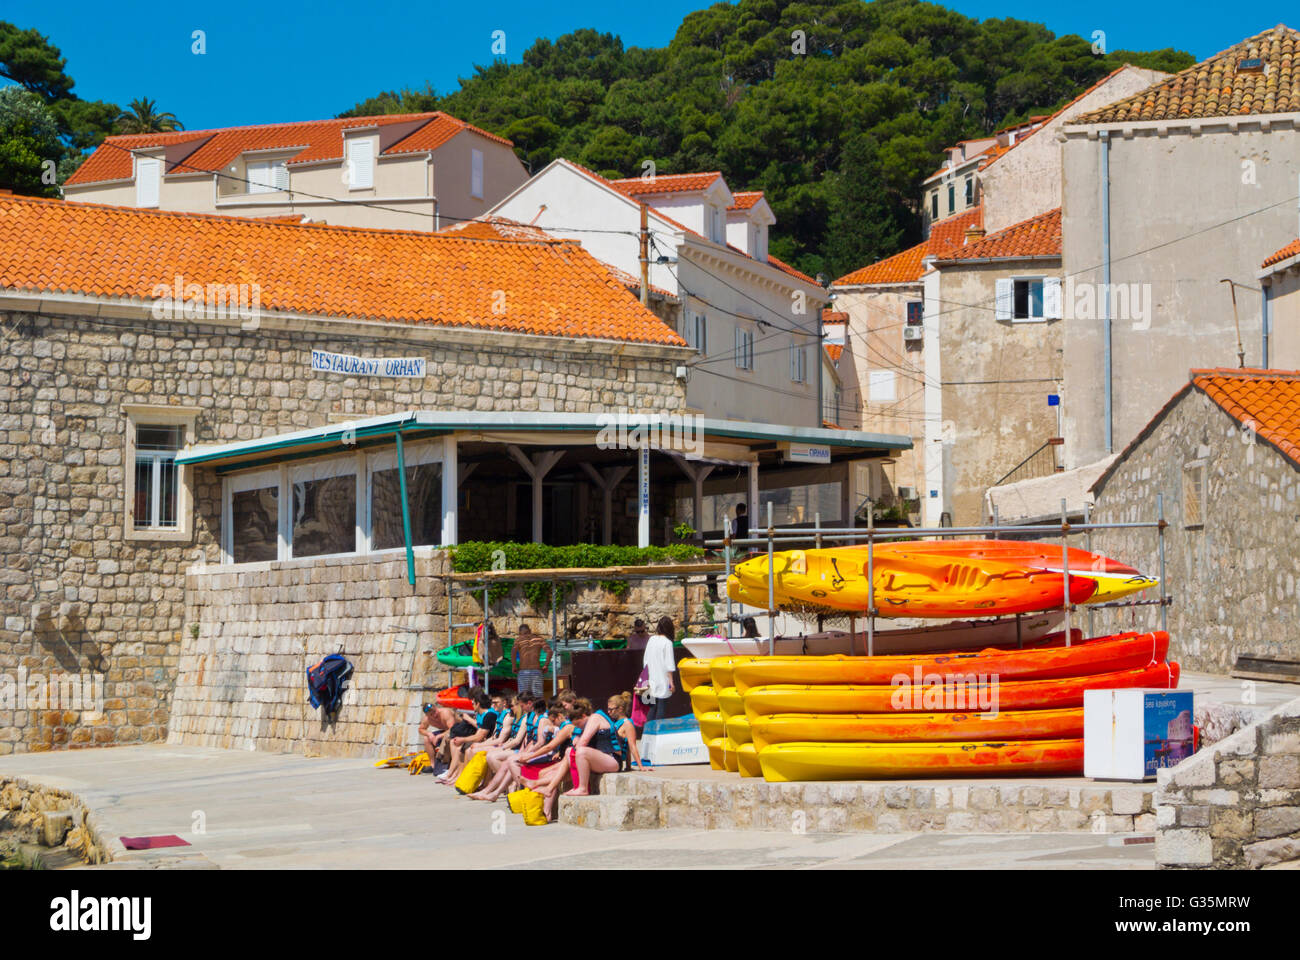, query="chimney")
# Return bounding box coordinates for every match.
[964,226,986,245]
